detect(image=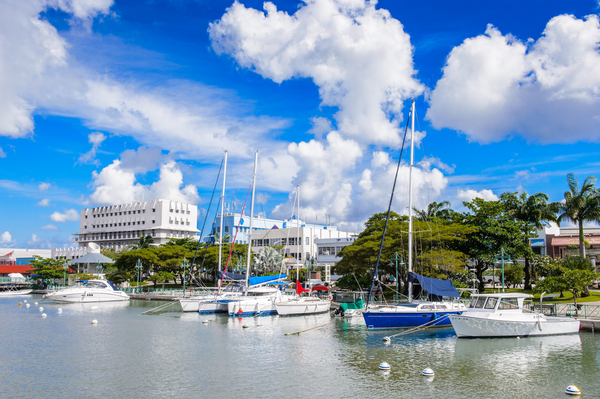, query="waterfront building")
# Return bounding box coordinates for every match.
[0,248,52,276]
[70,199,199,250]
[209,211,339,245]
